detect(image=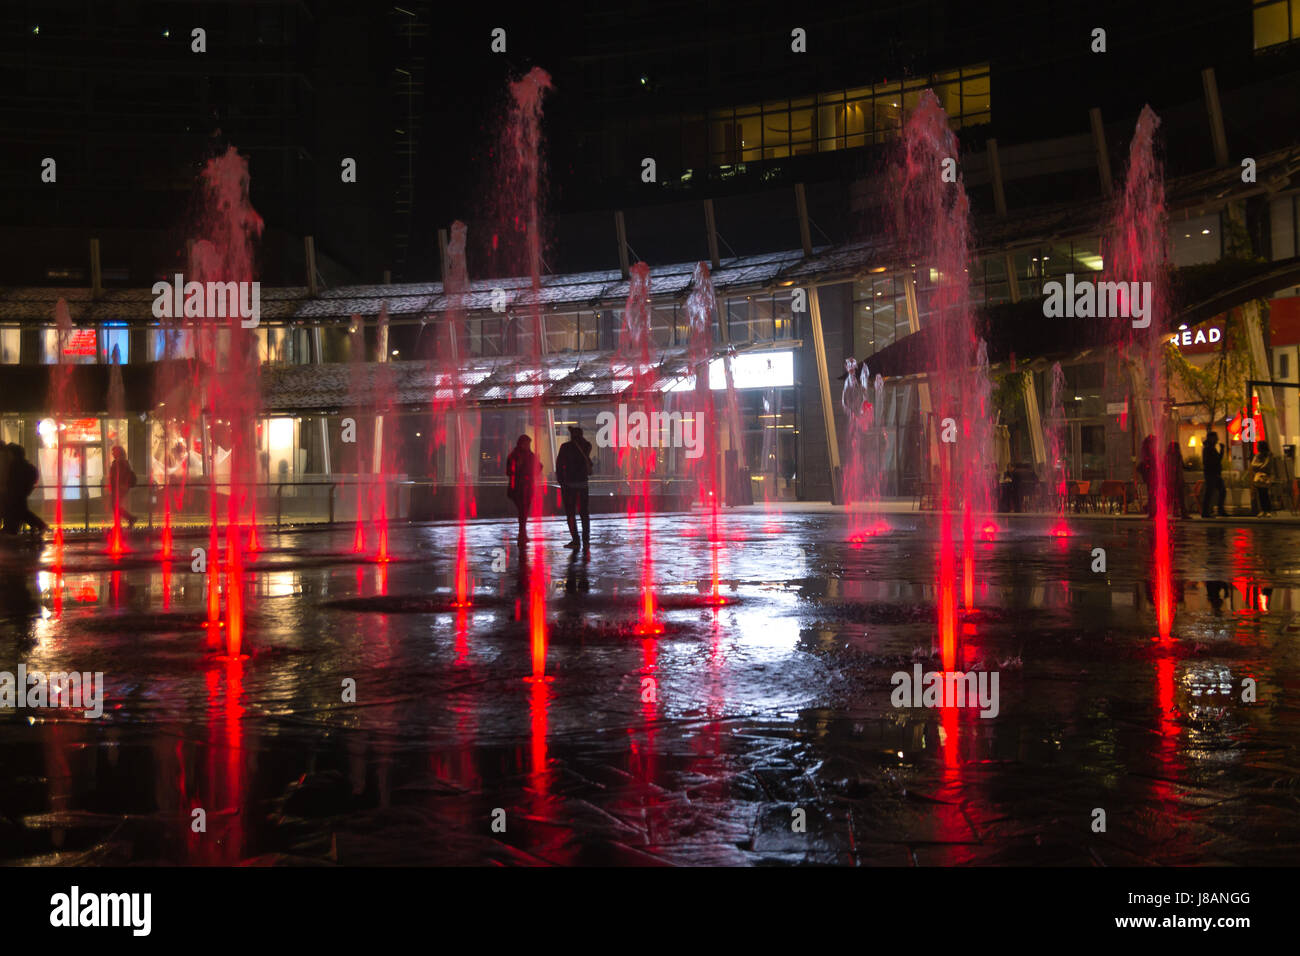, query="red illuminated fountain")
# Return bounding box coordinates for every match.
[435,221,478,608]
[493,67,555,680]
[48,299,77,560]
[843,359,890,541]
[1045,361,1071,538]
[683,262,728,605]
[896,90,993,668]
[1110,107,1173,638]
[346,315,371,555]
[616,262,662,634]
[105,345,129,556]
[187,145,264,659]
